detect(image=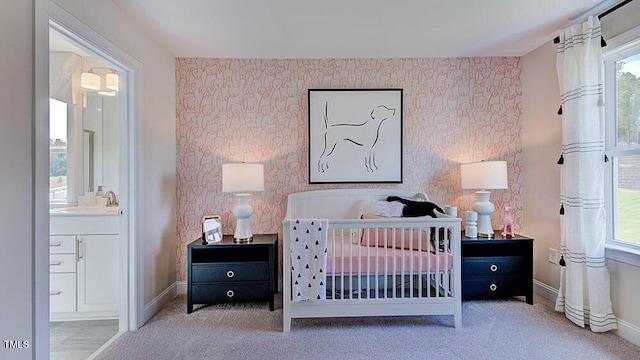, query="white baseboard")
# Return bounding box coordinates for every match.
[50,310,118,322]
[176,281,187,294]
[142,282,177,324]
[614,318,640,347]
[533,279,558,303]
[533,279,640,347]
